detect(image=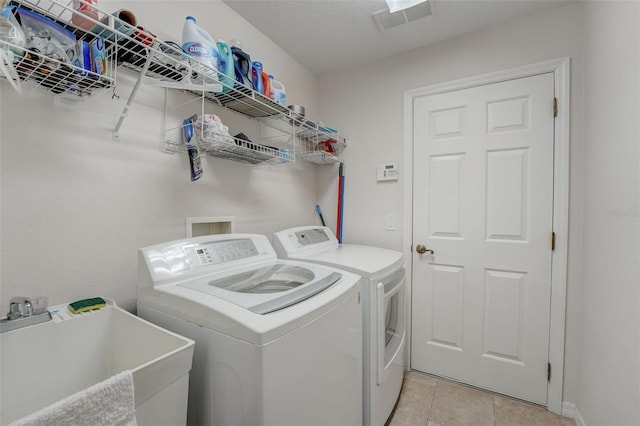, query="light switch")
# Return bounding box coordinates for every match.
[385,214,396,230]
